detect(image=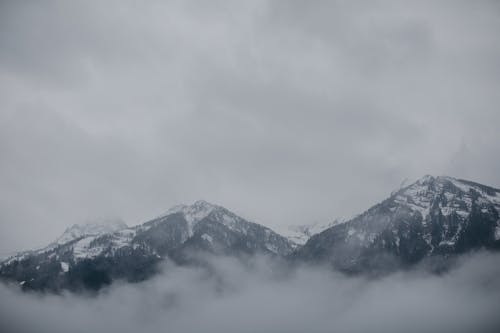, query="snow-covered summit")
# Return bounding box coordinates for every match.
[158,200,256,237]
[0,219,128,266]
[394,175,500,221]
[54,219,127,245]
[165,200,218,224]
